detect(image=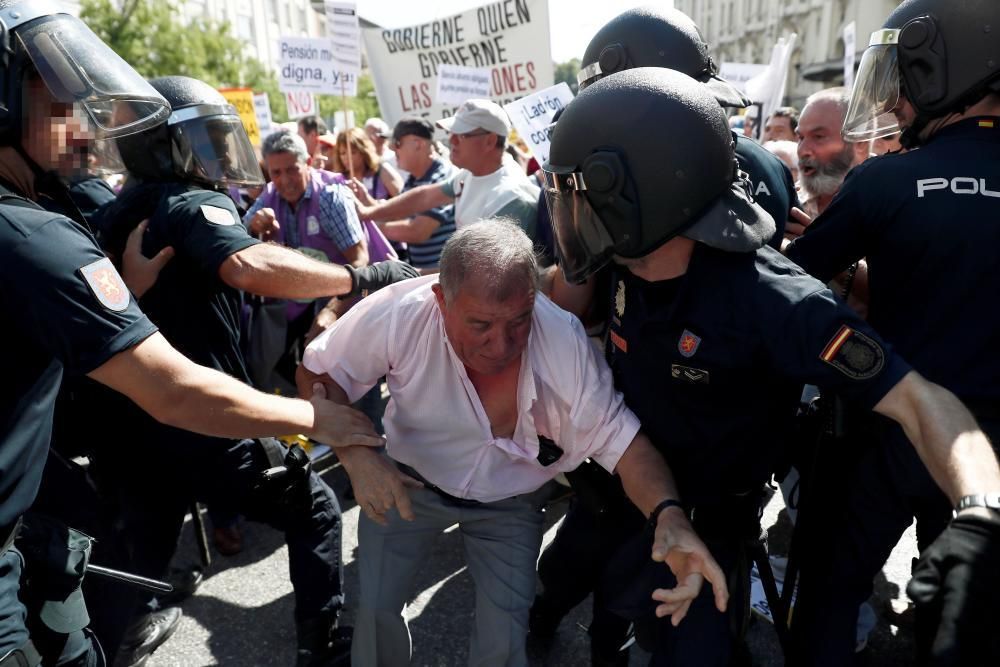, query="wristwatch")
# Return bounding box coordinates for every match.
[648,498,685,530]
[954,493,1000,515]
